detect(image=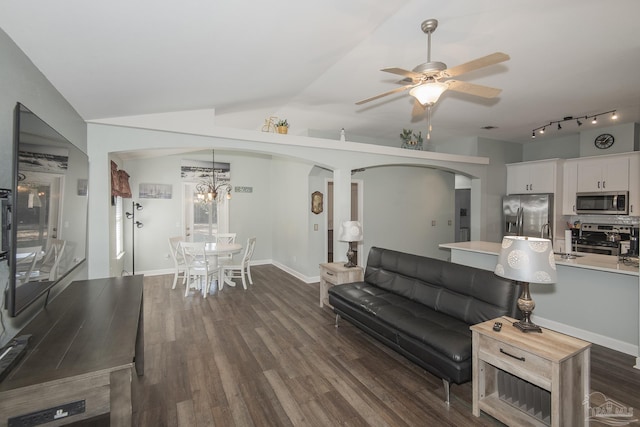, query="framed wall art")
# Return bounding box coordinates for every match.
[311,191,323,214]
